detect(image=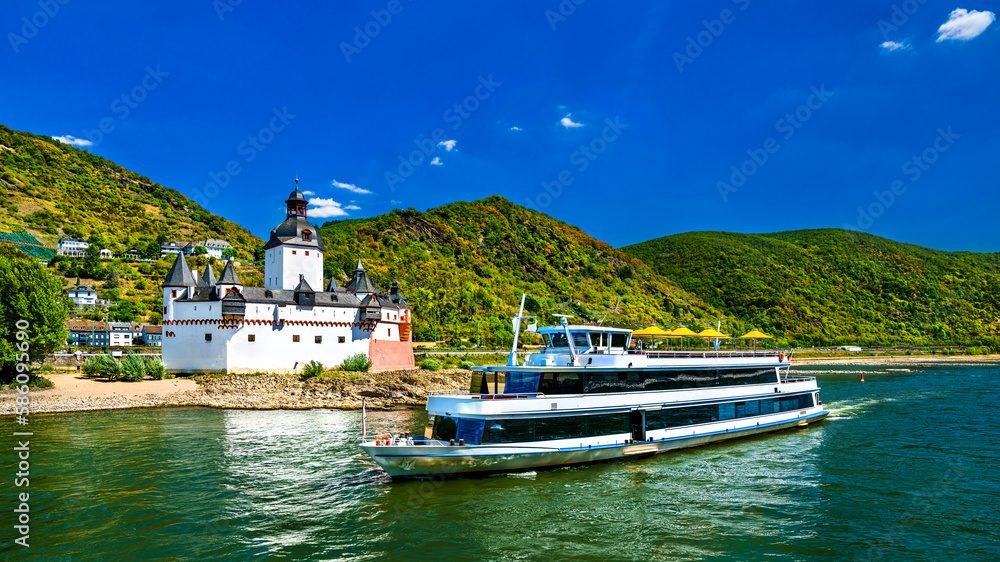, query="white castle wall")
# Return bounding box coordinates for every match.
[264,245,323,290]
[164,300,376,373]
